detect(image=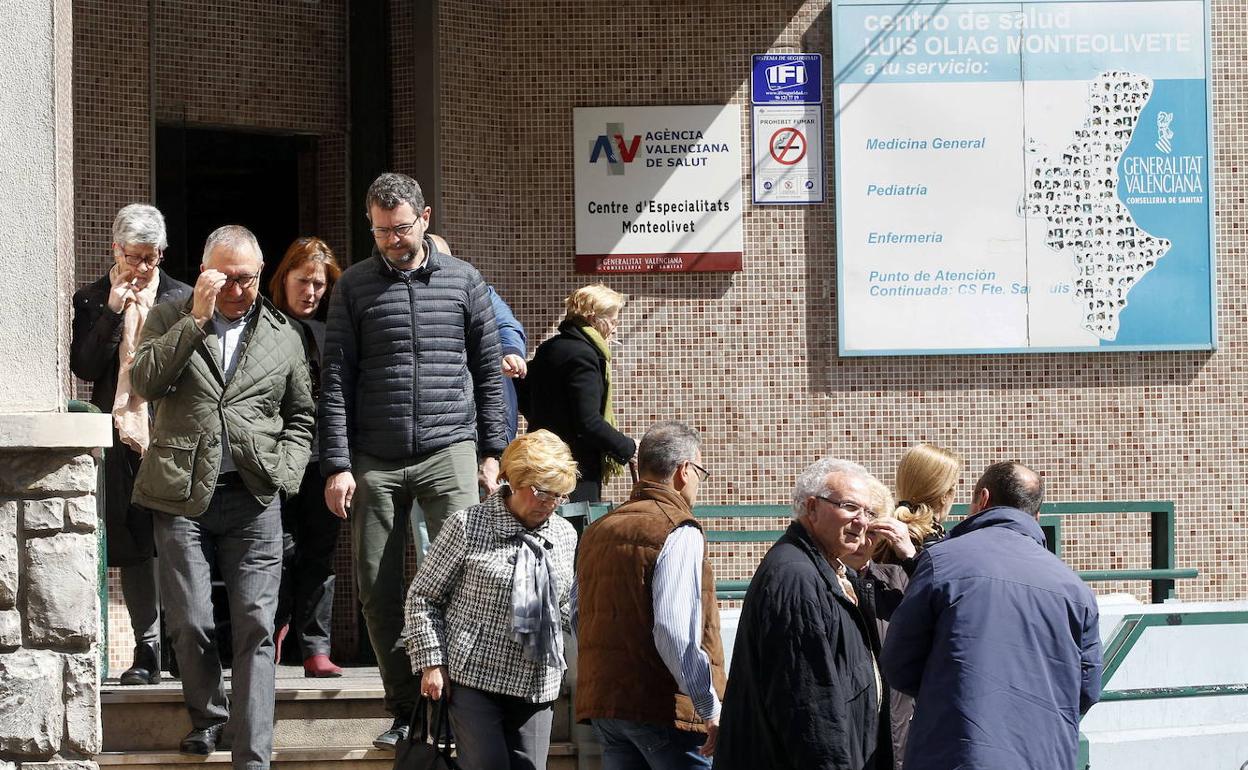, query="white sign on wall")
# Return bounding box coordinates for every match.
[752,105,825,204]
[573,105,743,273]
